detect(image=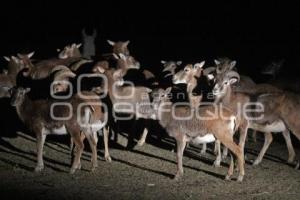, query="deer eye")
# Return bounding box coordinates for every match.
[184,68,189,72]
[224,81,229,85]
